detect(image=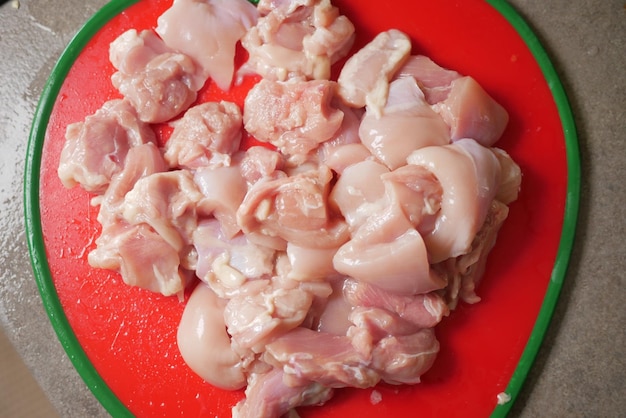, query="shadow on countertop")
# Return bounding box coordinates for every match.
[0,327,60,418]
